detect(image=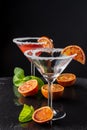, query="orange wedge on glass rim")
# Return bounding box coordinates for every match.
[61,45,86,64]
[38,36,54,48]
[32,106,53,123]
